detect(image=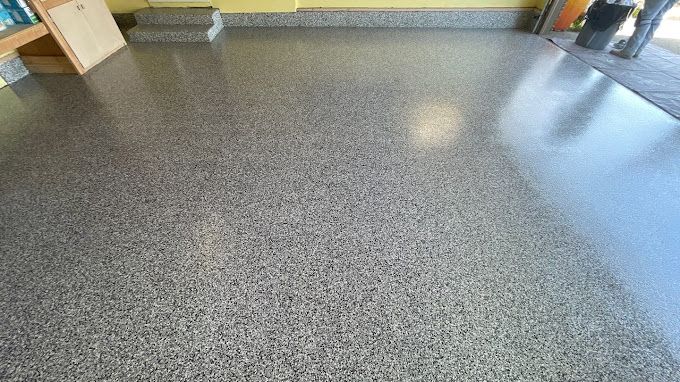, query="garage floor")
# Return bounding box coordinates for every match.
[1,28,679,380]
